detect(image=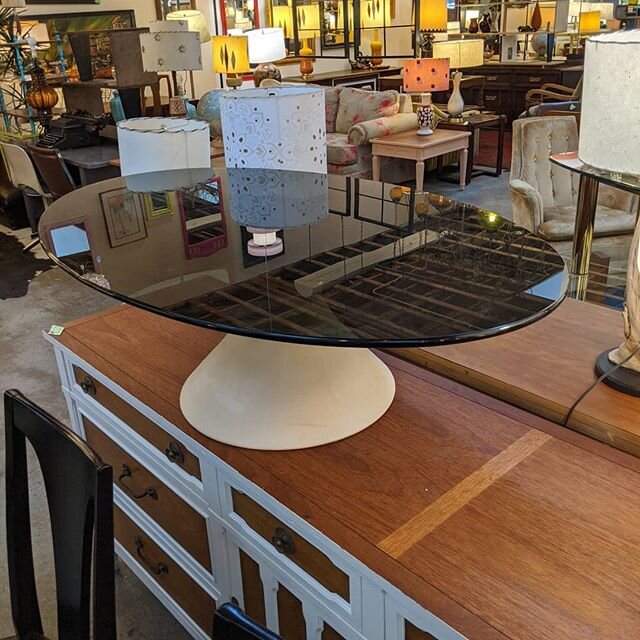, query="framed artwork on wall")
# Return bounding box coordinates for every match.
[144,192,178,221]
[100,188,147,248]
